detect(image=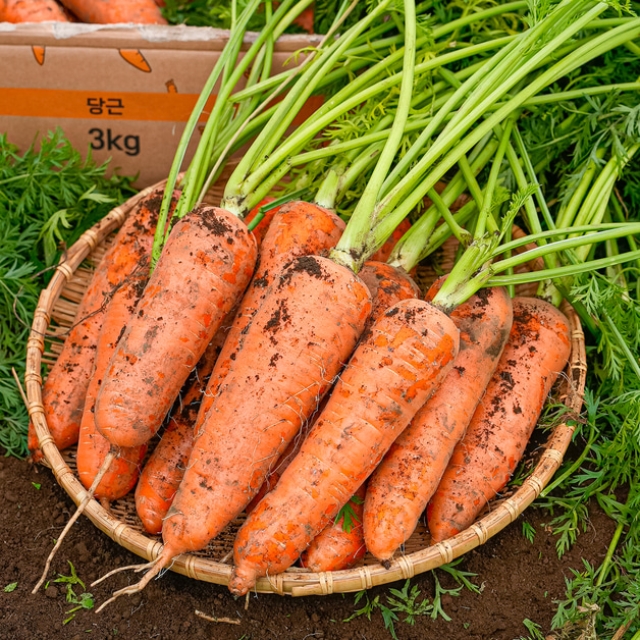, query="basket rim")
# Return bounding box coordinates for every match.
[25,186,587,597]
